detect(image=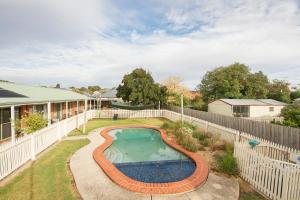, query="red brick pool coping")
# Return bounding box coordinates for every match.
[92,125,209,194]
